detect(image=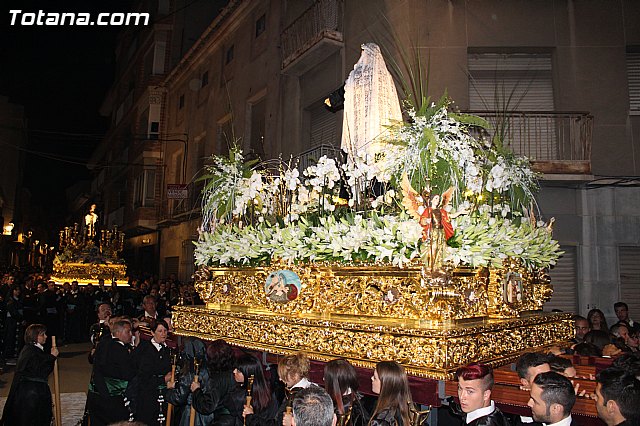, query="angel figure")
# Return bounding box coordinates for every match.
[401,173,459,269]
